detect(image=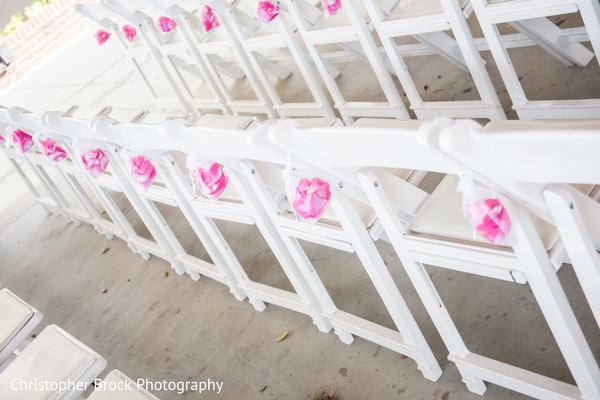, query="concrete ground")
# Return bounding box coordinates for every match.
[0,9,599,400]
